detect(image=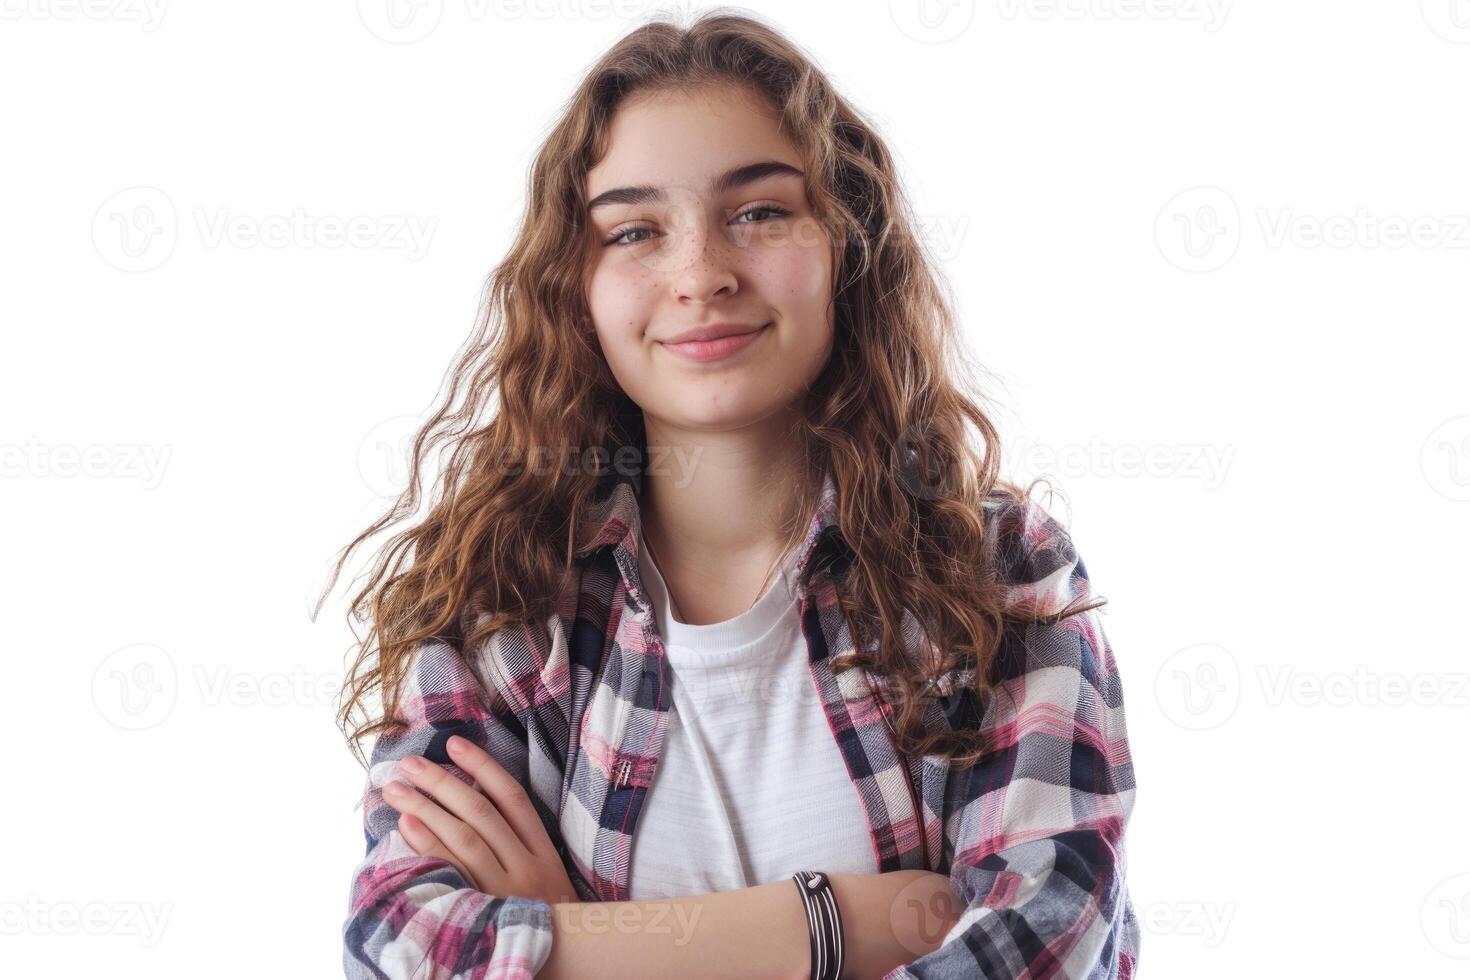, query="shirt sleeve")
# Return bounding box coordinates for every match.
[341,635,556,979]
[883,499,1141,979]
